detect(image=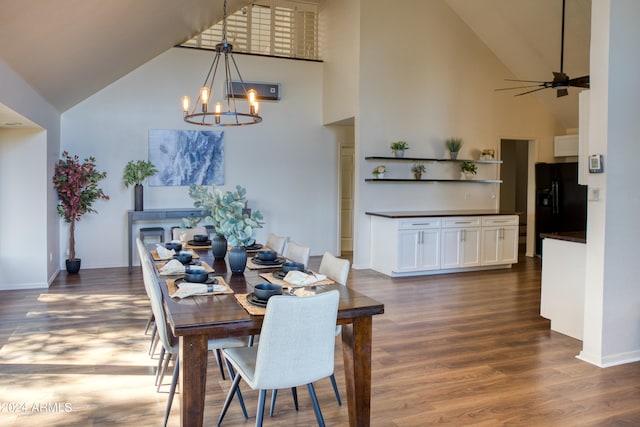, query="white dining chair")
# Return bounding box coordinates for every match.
[136,238,249,427]
[283,240,310,269]
[265,232,287,255]
[217,290,340,427]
